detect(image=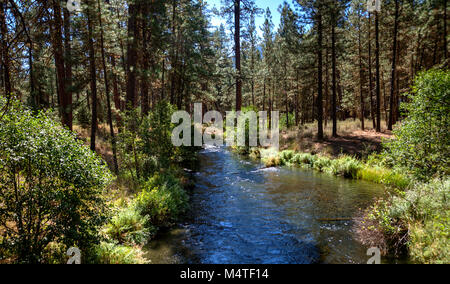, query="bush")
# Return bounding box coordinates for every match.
[133,172,189,228]
[279,150,295,165]
[104,206,155,246]
[291,153,316,167]
[384,69,450,181]
[313,156,332,172]
[90,242,148,264]
[0,99,112,263]
[118,102,178,184]
[372,179,449,263]
[324,156,362,178]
